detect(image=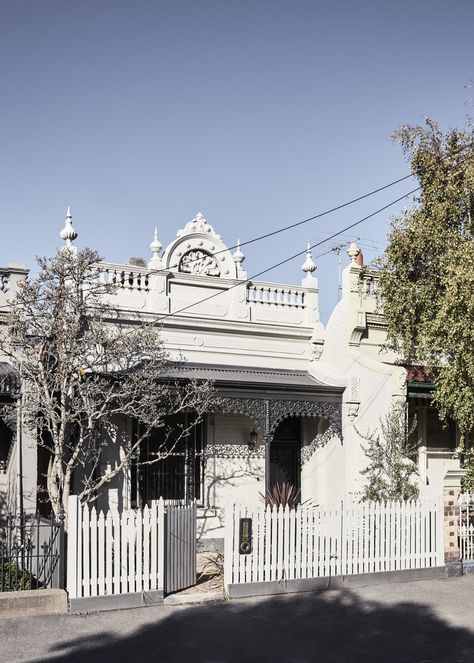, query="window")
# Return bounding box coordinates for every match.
[426,408,456,450]
[131,414,204,505]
